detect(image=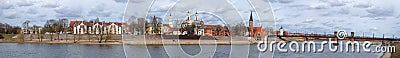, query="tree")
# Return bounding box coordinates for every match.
[215,25,223,36]
[234,22,246,36]
[104,28,112,43]
[52,18,69,40]
[22,20,30,40]
[23,20,30,29]
[99,21,105,43]
[44,19,57,41]
[60,18,69,41]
